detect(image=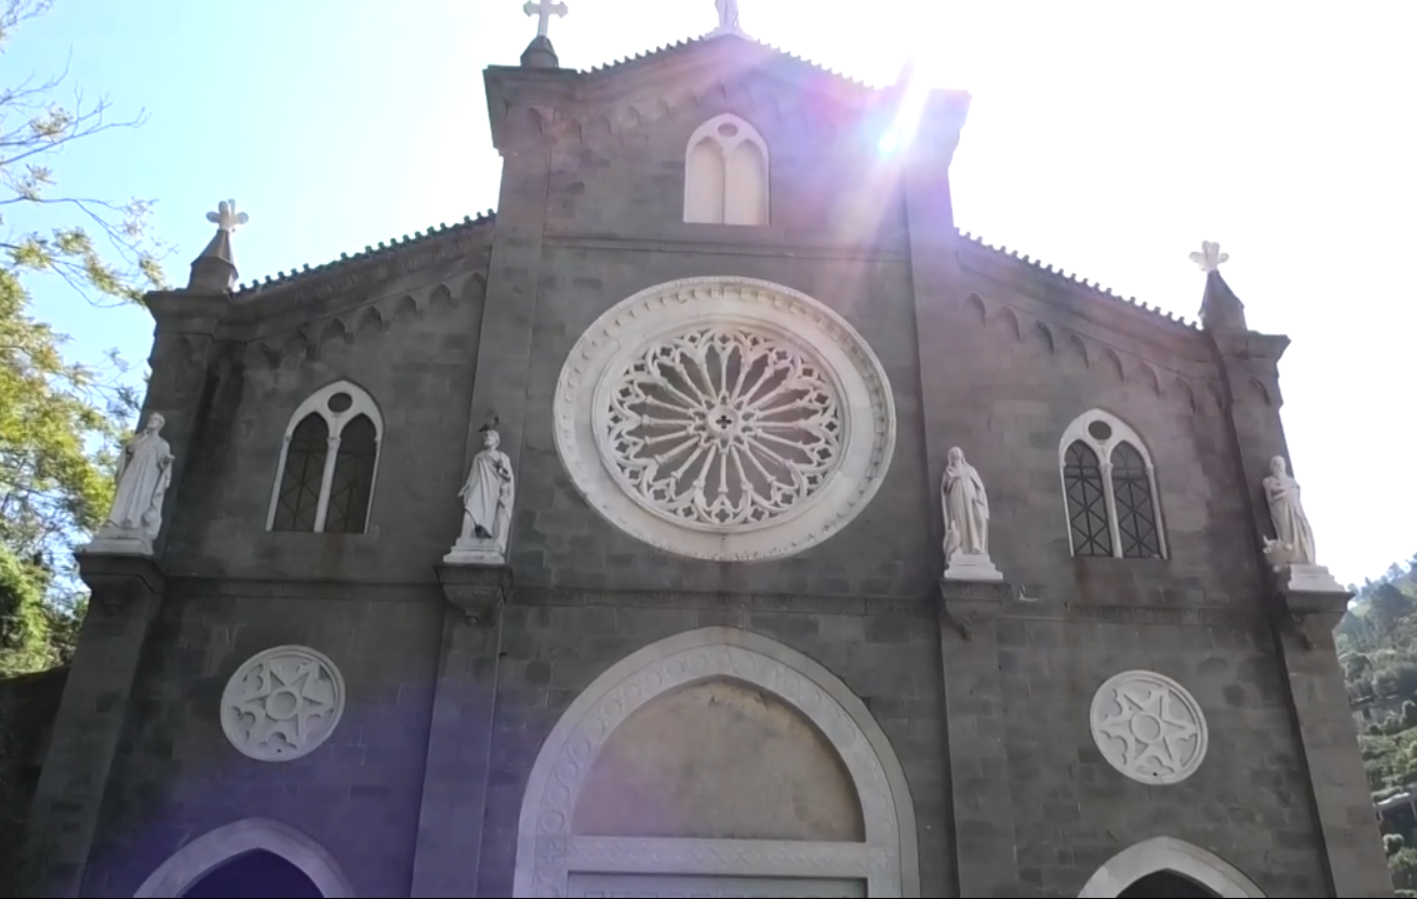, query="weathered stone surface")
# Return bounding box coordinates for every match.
[14,30,1379,899]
